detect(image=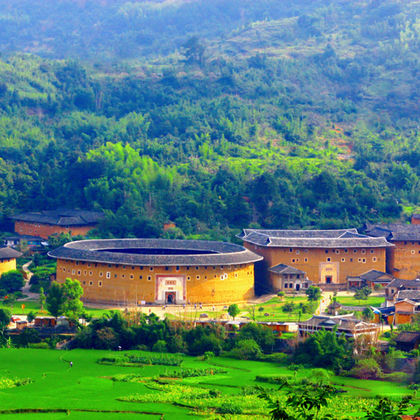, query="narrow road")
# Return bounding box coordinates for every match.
[20,261,39,301]
[316,292,333,315]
